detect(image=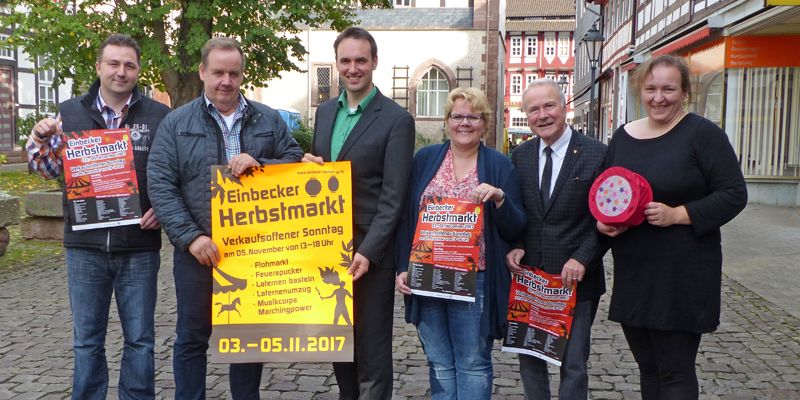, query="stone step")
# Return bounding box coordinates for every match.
[25,190,63,218]
[20,216,63,240]
[0,149,27,164]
